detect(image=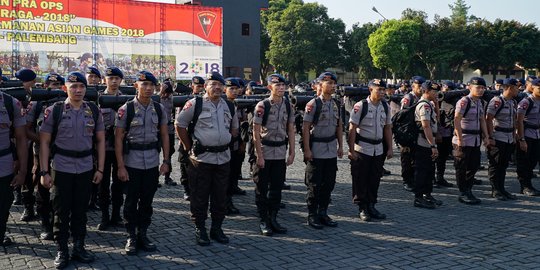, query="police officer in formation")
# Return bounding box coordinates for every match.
[435,81,455,188]
[348,79,392,221]
[176,72,238,246]
[302,72,342,229]
[160,79,178,187]
[485,78,519,200]
[97,67,125,231]
[115,71,170,255]
[252,74,295,236]
[39,71,105,268]
[86,67,102,86]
